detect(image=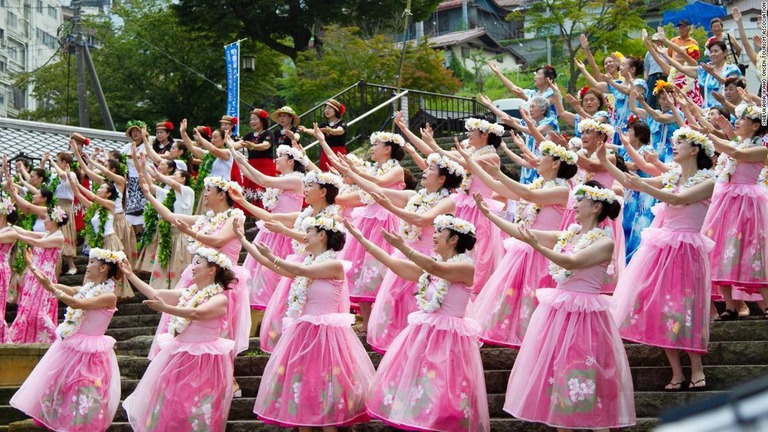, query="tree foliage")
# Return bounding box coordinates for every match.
[15,0,282,131]
[279,26,461,109]
[173,0,441,61]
